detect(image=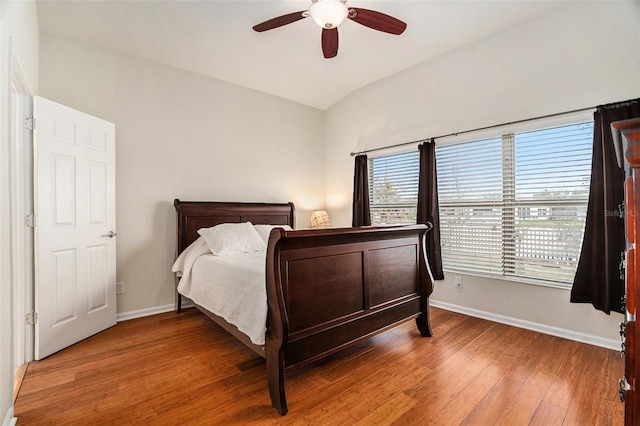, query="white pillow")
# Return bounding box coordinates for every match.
[253,224,293,244]
[197,222,266,256]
